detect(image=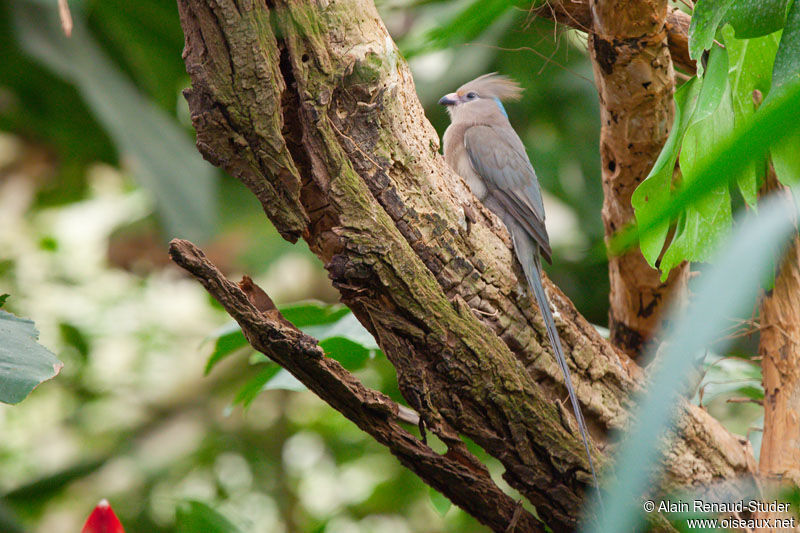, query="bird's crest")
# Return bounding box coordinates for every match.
[457,73,523,102]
